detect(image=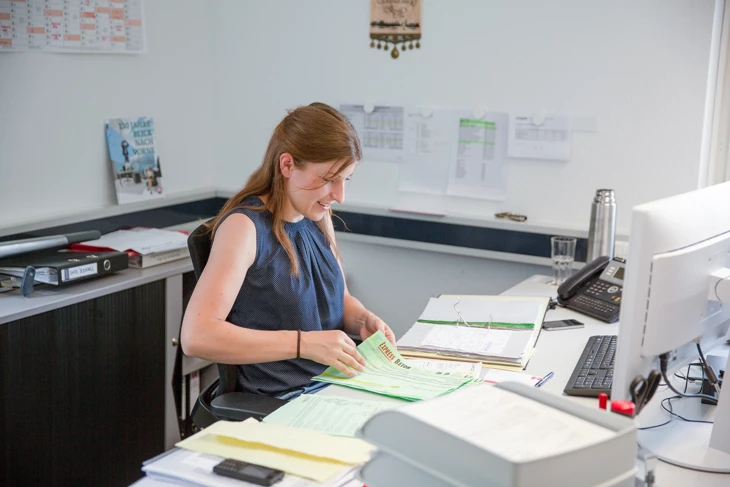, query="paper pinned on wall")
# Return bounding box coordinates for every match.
[445,112,509,200]
[399,107,462,195]
[508,113,572,161]
[339,104,405,163]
